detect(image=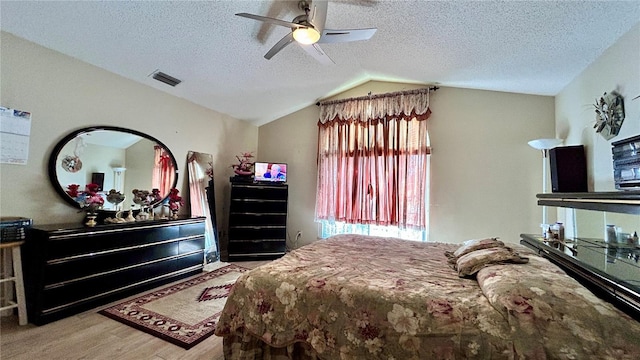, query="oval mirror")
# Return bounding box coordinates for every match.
[49,126,178,212]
